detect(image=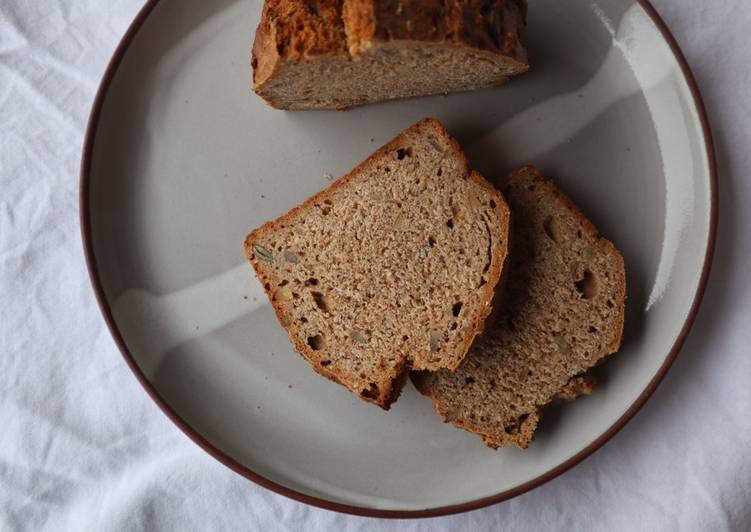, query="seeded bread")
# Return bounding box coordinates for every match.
[252,0,529,110]
[244,119,510,408]
[412,166,626,447]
